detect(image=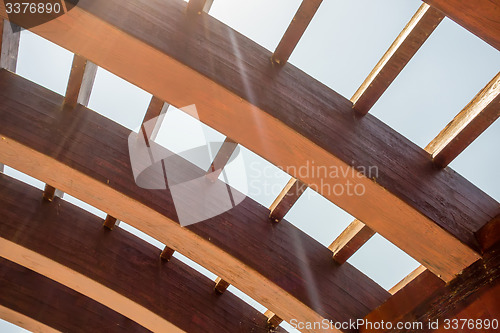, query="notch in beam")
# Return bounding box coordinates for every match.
[264,310,283,328]
[160,246,175,261]
[269,178,307,223]
[272,0,323,65]
[425,71,500,168]
[328,219,375,264]
[0,20,21,72]
[214,277,230,294]
[351,4,444,115]
[103,215,119,230]
[187,0,214,14]
[206,137,237,182]
[64,54,97,109]
[42,184,64,202]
